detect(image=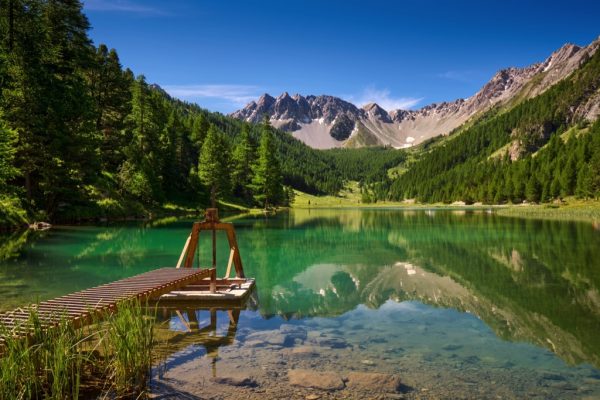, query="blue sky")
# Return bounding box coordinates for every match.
[83,0,600,114]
